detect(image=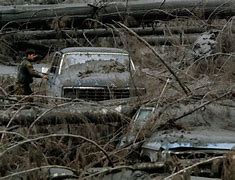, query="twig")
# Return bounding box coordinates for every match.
[159,91,231,129]
[0,131,29,141]
[10,94,81,101]
[0,130,49,164]
[0,165,78,180]
[0,87,7,96]
[83,18,117,42]
[2,94,35,113]
[160,0,166,8]
[82,140,144,174]
[0,133,114,167]
[141,8,189,26]
[0,105,26,141]
[156,78,170,108]
[82,165,132,179]
[163,156,224,180]
[83,31,93,47]
[115,22,191,96]
[62,30,82,46]
[142,70,183,94]
[23,8,58,30]
[83,162,165,179]
[186,52,235,74]
[0,21,20,32]
[28,101,76,130]
[206,0,231,22]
